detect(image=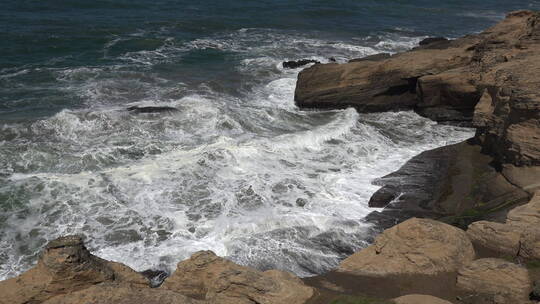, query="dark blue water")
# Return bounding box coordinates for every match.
[1,1,538,280]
